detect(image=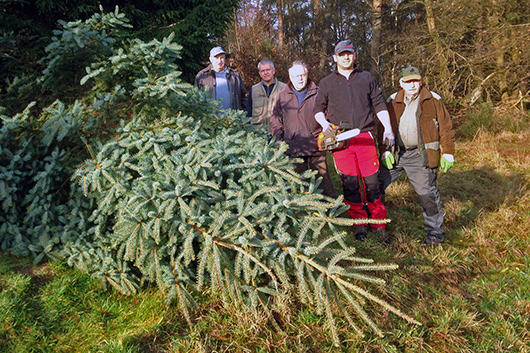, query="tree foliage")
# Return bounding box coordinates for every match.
[0,0,239,115]
[0,9,419,346]
[228,0,530,109]
[231,0,374,84]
